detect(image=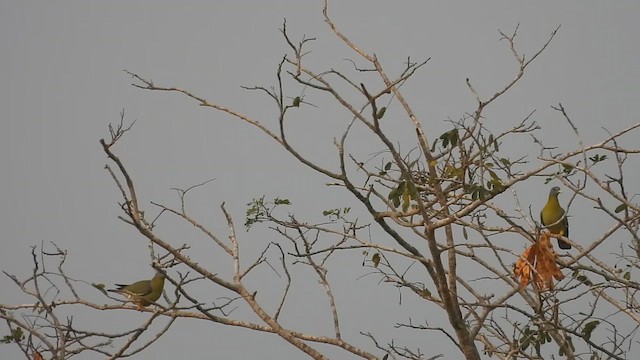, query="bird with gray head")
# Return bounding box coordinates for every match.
[540,186,570,249]
[108,270,165,309]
